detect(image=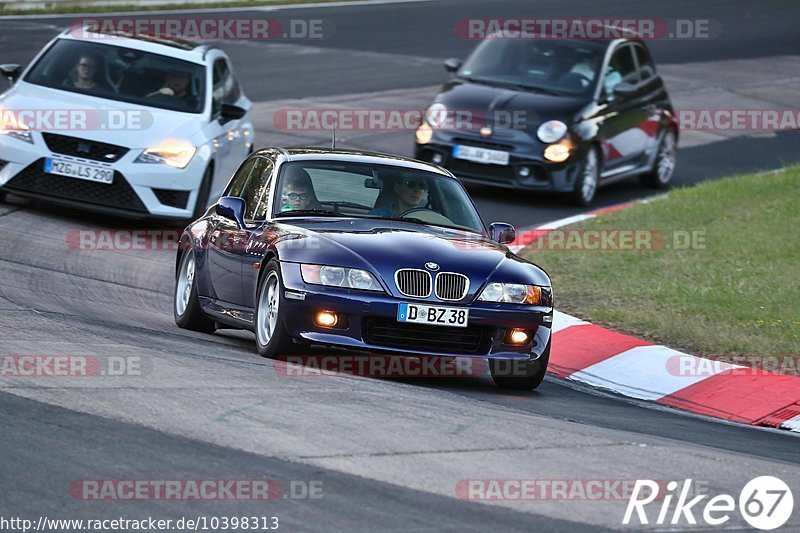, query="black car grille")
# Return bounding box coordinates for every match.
[42,133,129,163]
[446,158,518,182]
[4,158,147,213]
[434,272,469,301]
[153,188,190,209]
[451,137,515,152]
[395,269,431,298]
[363,318,489,355]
